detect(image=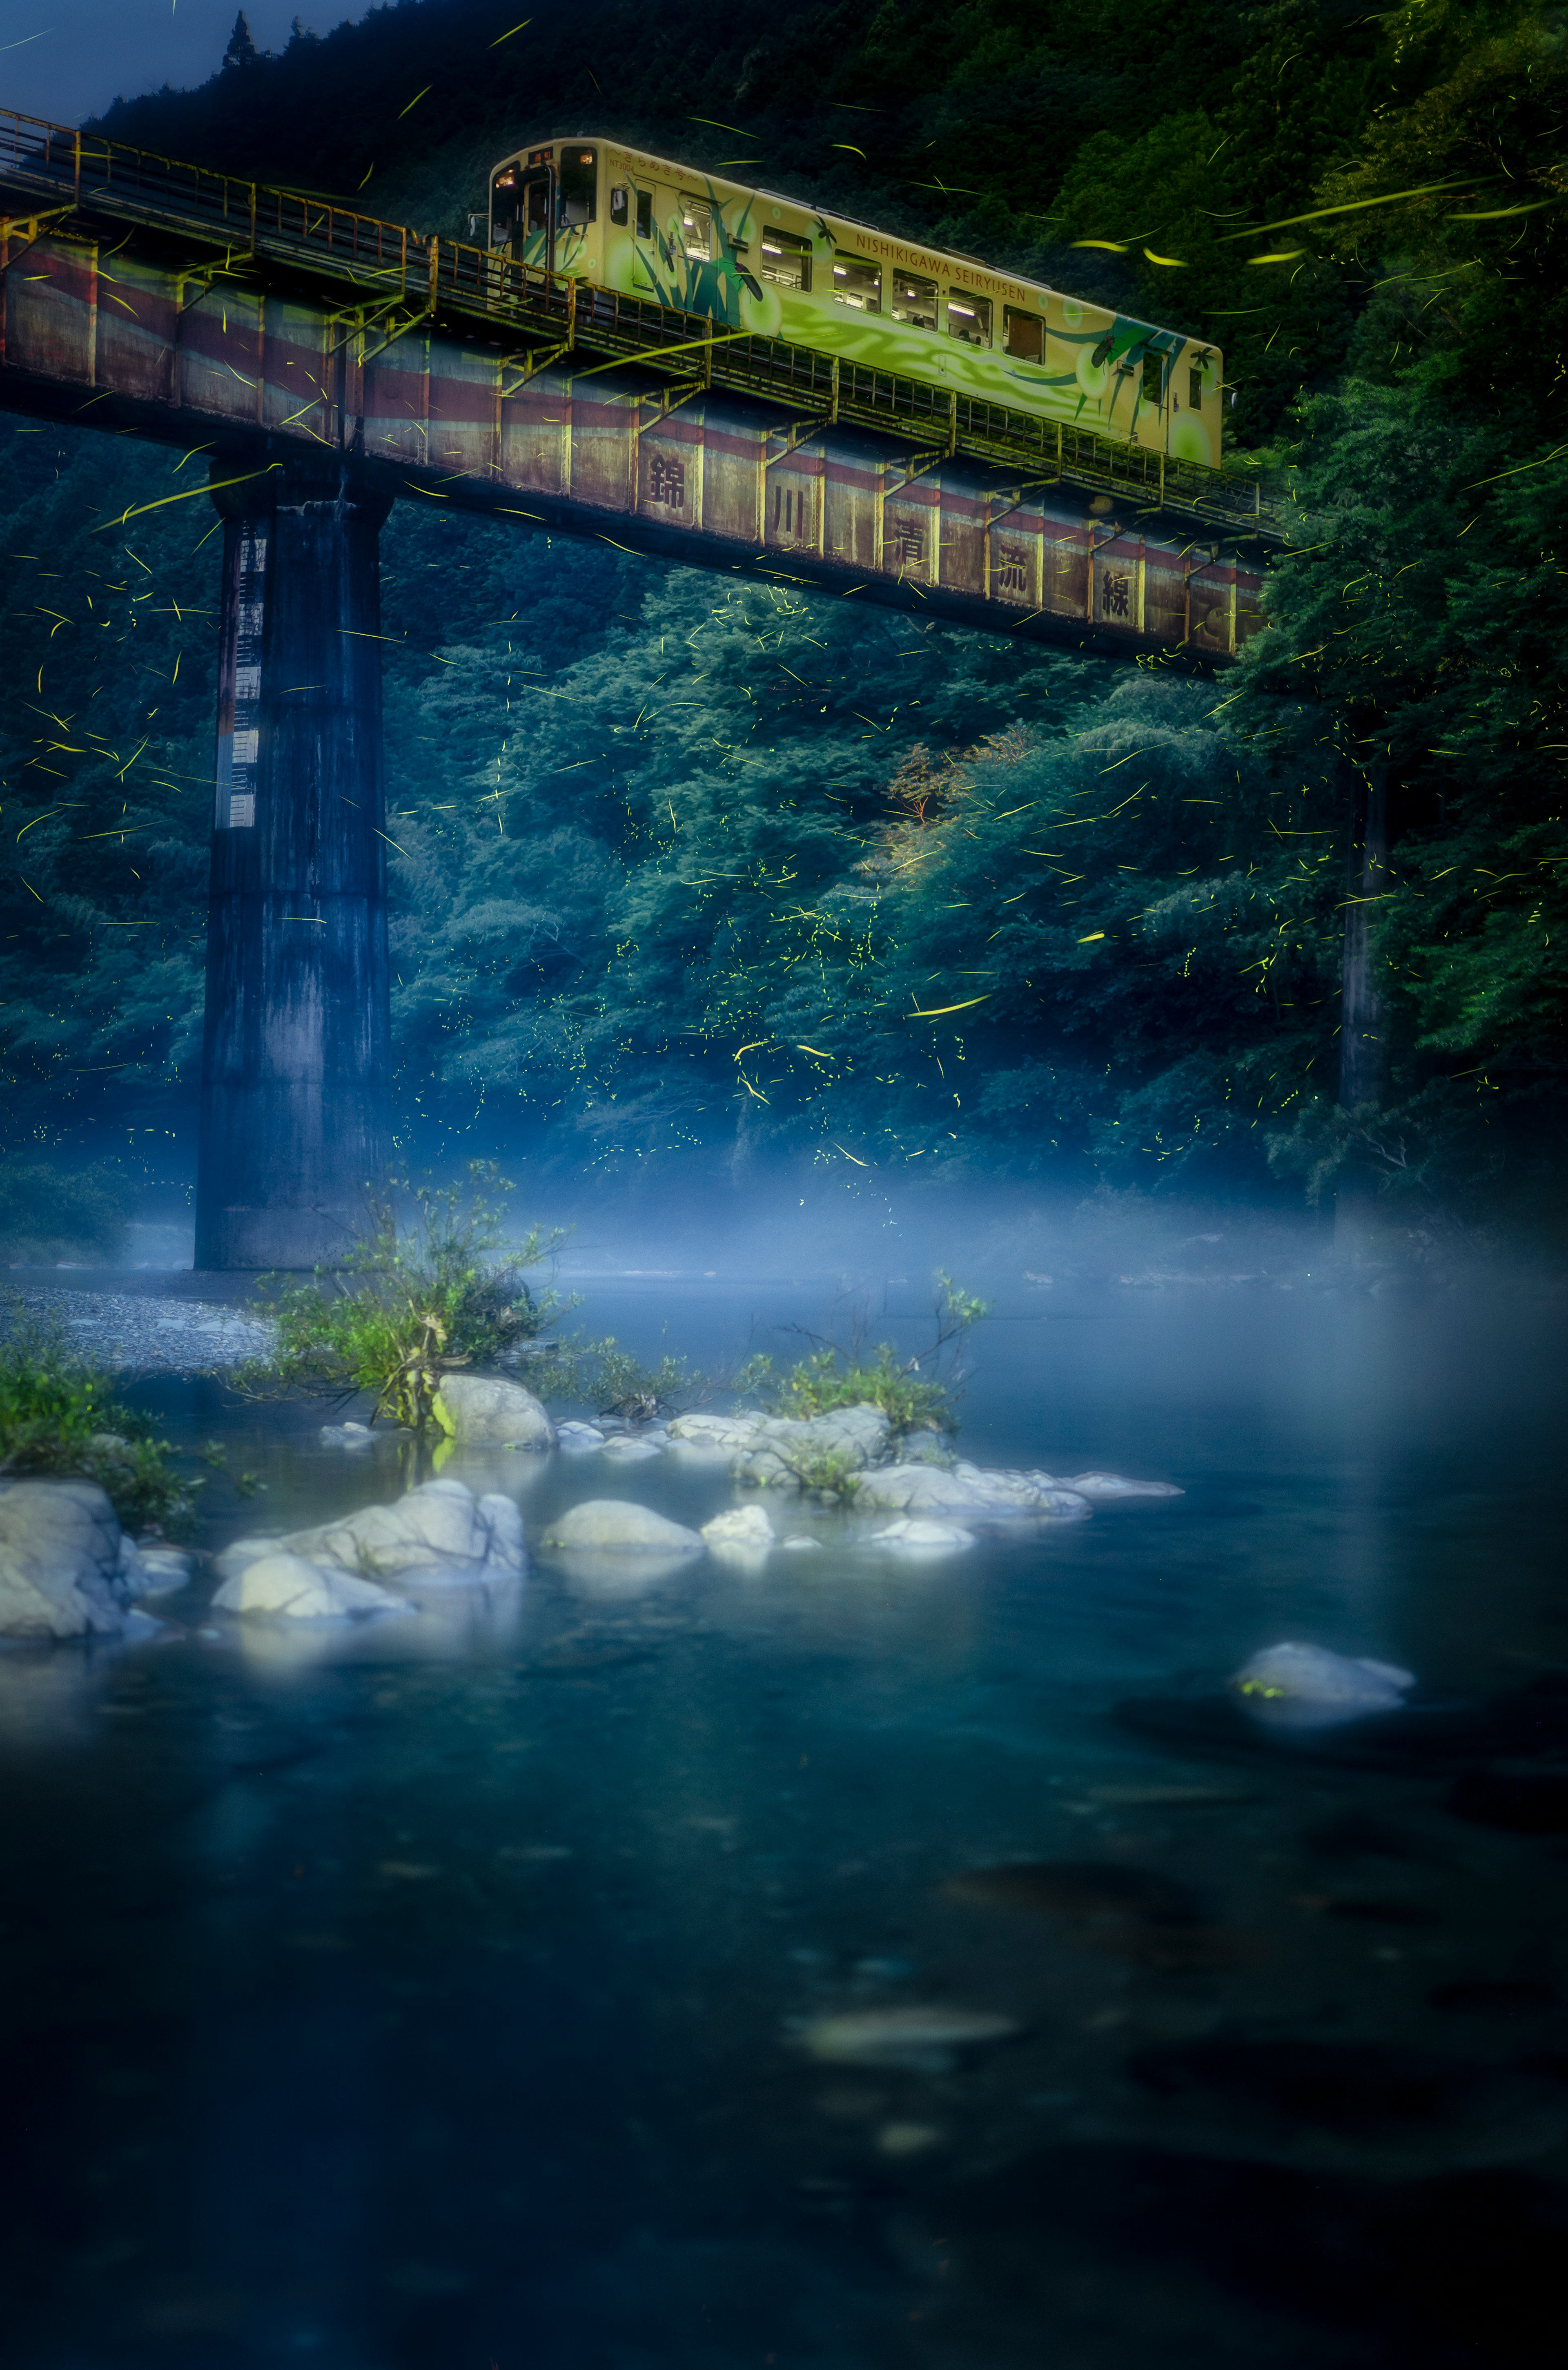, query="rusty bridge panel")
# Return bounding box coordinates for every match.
[0,227,1265,661]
